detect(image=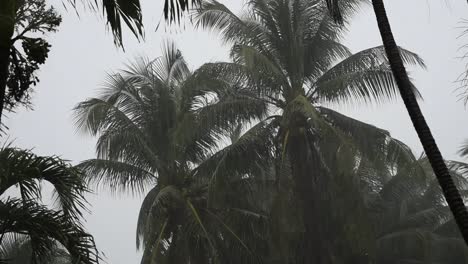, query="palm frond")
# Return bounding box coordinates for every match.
[136,186,160,250]
[323,0,368,23]
[459,140,468,158]
[77,159,156,195]
[0,199,98,264]
[194,117,278,182]
[67,0,207,47]
[0,148,88,220]
[318,107,416,169]
[313,46,424,105]
[0,234,71,264]
[163,0,201,24]
[152,41,190,85]
[230,44,288,88]
[67,0,143,47]
[193,0,258,44]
